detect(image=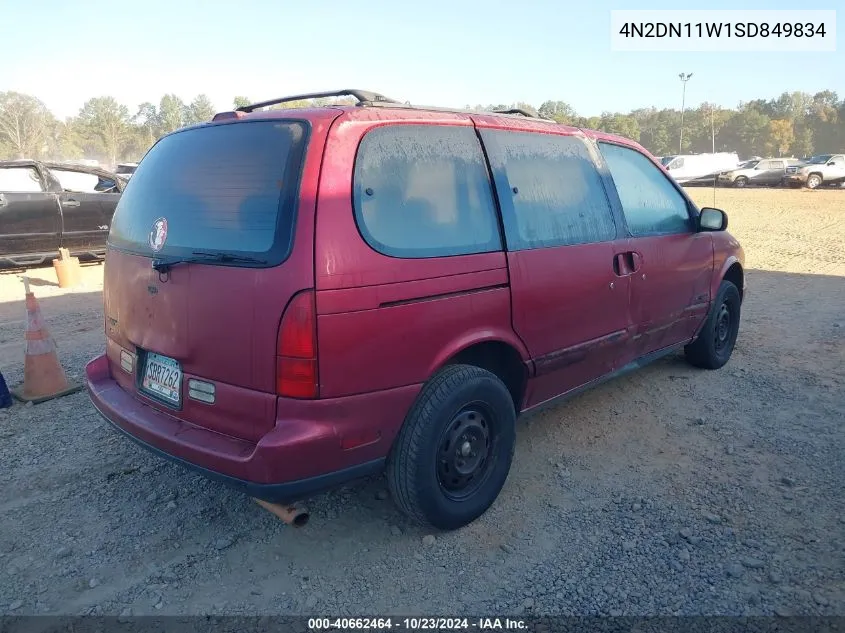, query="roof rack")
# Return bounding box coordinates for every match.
[491,108,540,118]
[363,100,554,122]
[236,89,400,113]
